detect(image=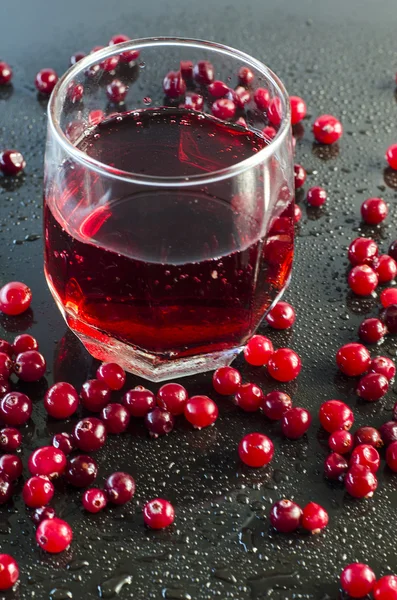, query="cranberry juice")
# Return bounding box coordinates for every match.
[44,108,293,359]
